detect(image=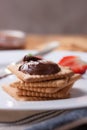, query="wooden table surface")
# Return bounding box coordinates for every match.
[25,35,87,52]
